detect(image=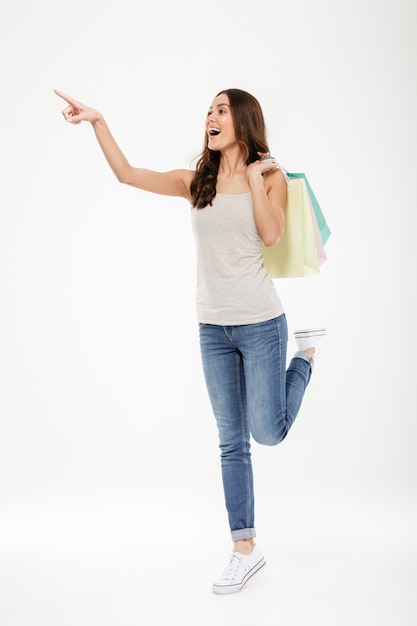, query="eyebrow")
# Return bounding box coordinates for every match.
[208,103,230,112]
